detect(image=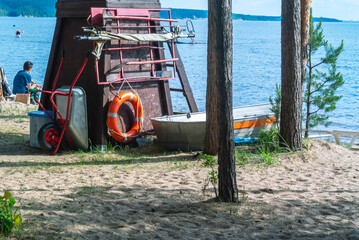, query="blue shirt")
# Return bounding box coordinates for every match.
[13,70,32,94]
